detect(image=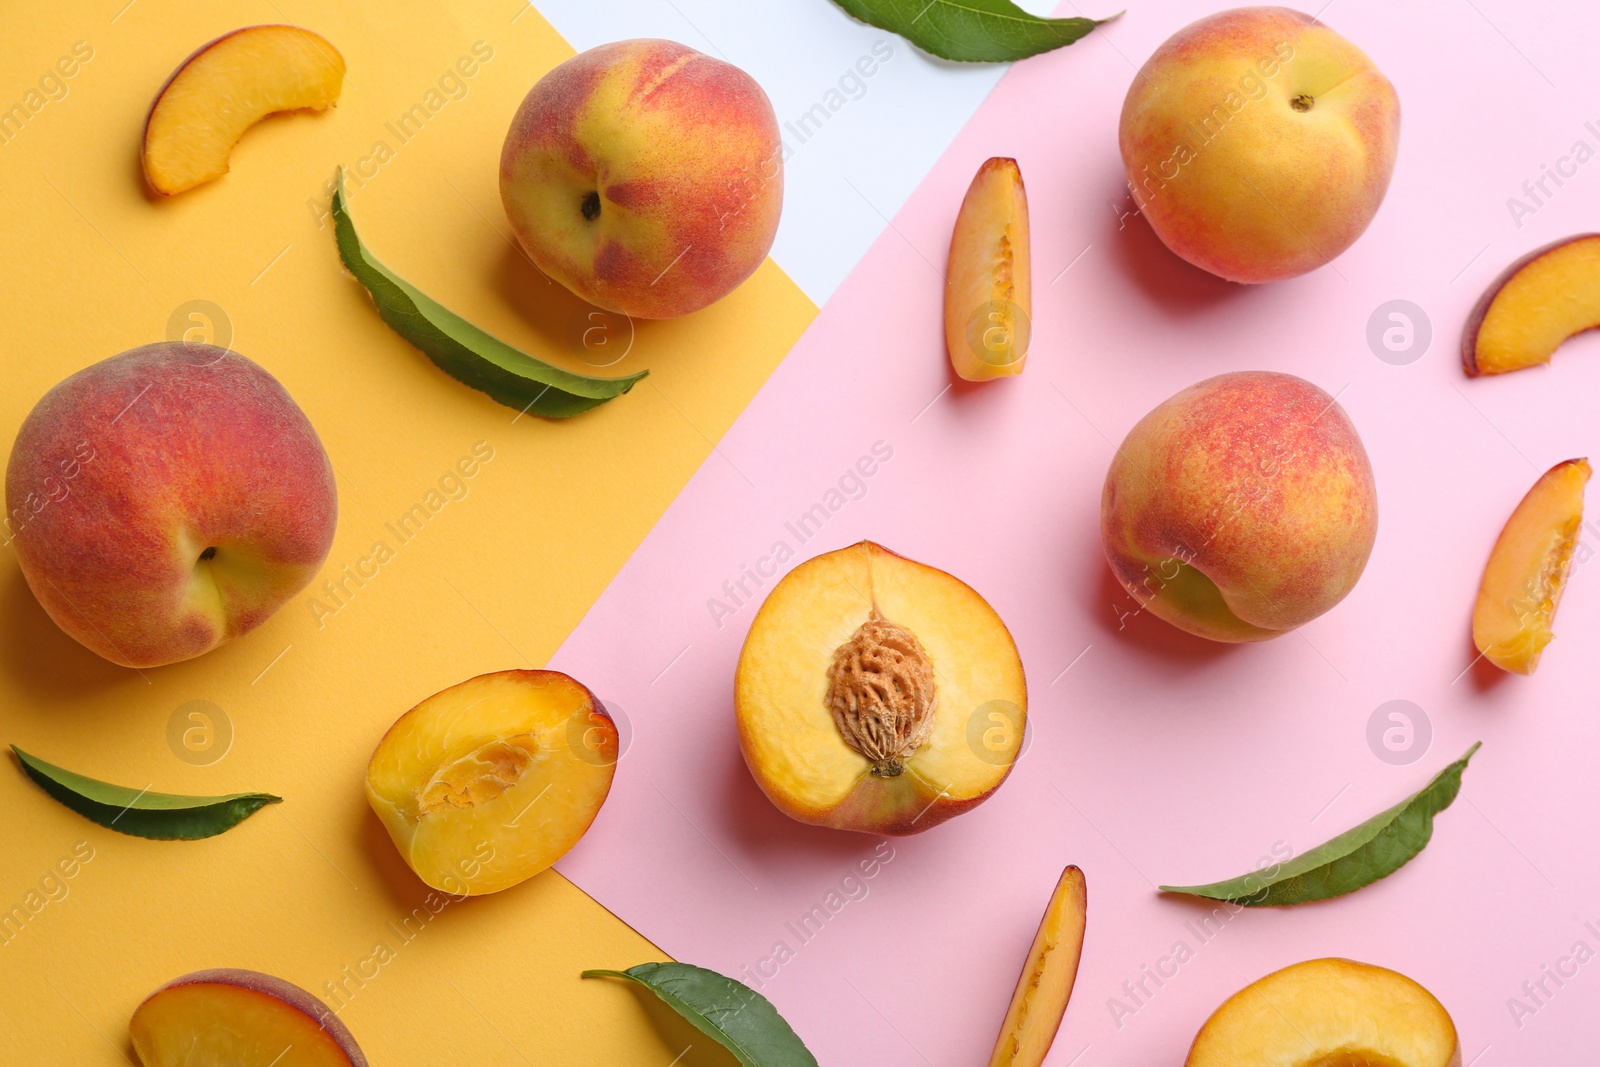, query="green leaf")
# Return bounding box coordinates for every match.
[583,963,818,1067]
[827,0,1119,63]
[331,168,645,418]
[12,746,281,841]
[1161,742,1482,907]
